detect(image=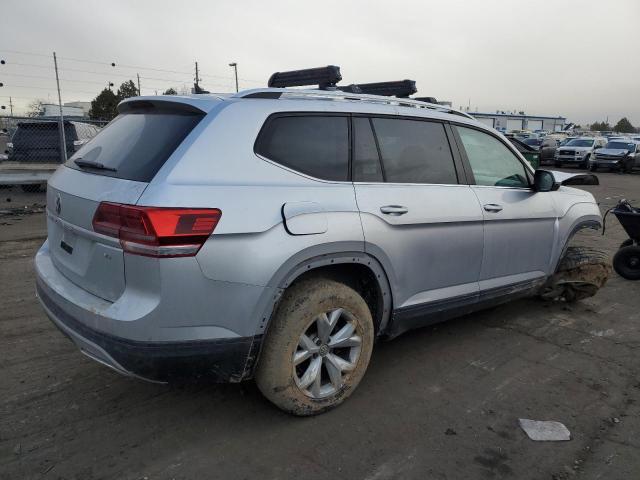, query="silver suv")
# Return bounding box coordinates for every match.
[35,67,607,415]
